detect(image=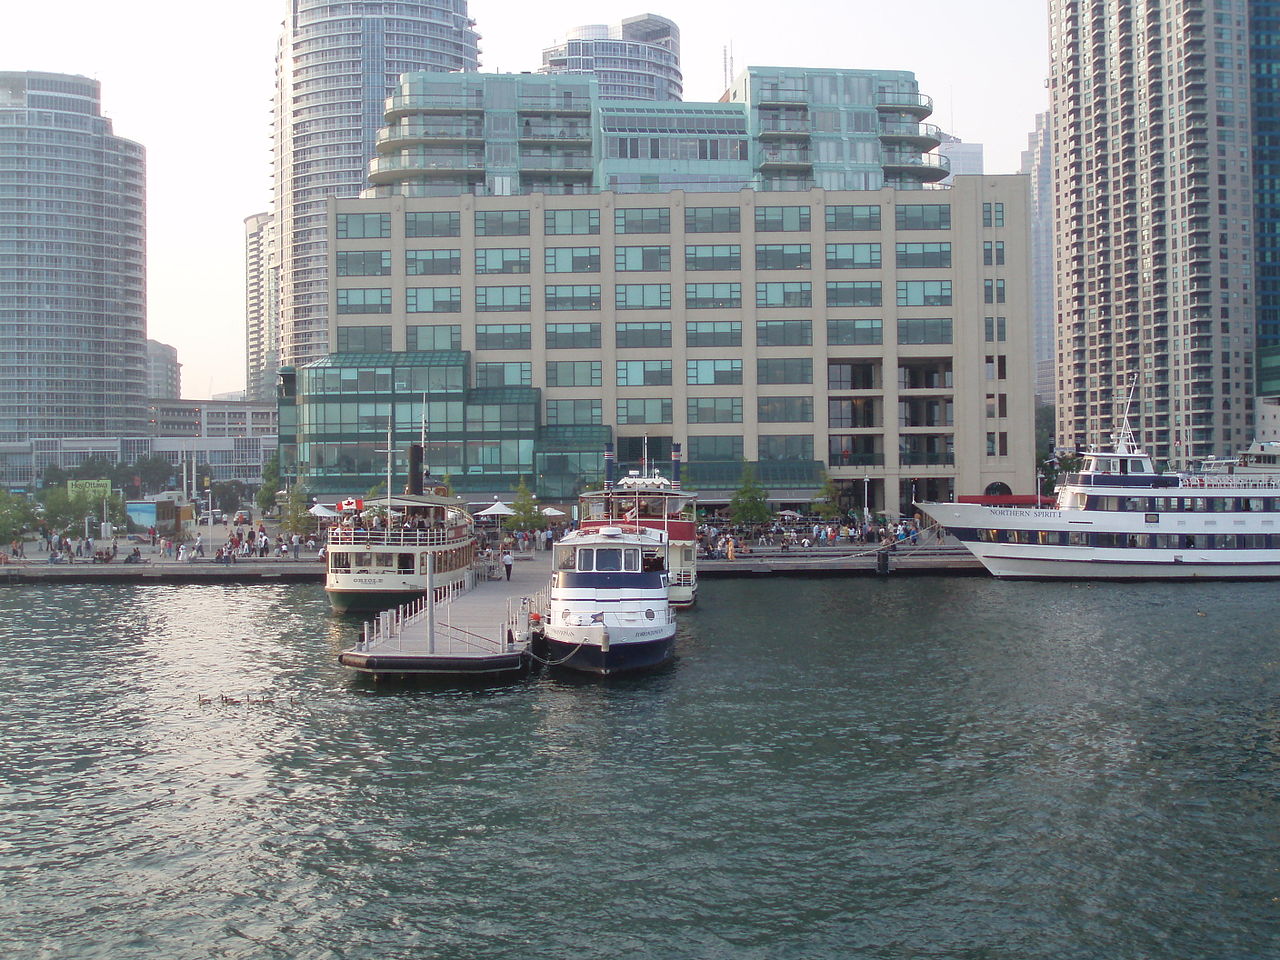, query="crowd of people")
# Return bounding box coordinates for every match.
[697,516,930,560]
